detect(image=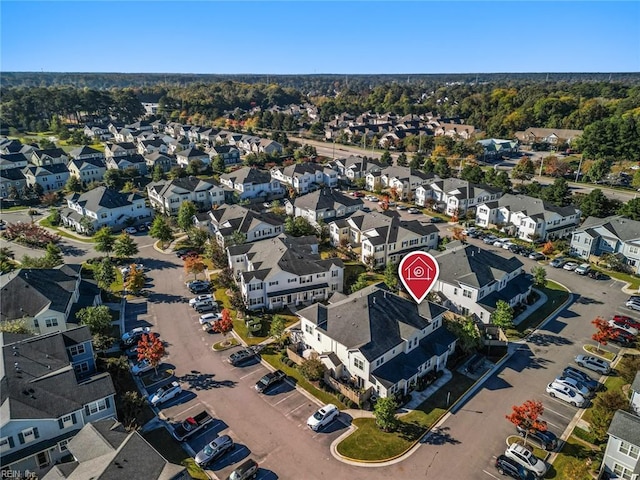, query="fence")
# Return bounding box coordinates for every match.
[323,372,372,405]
